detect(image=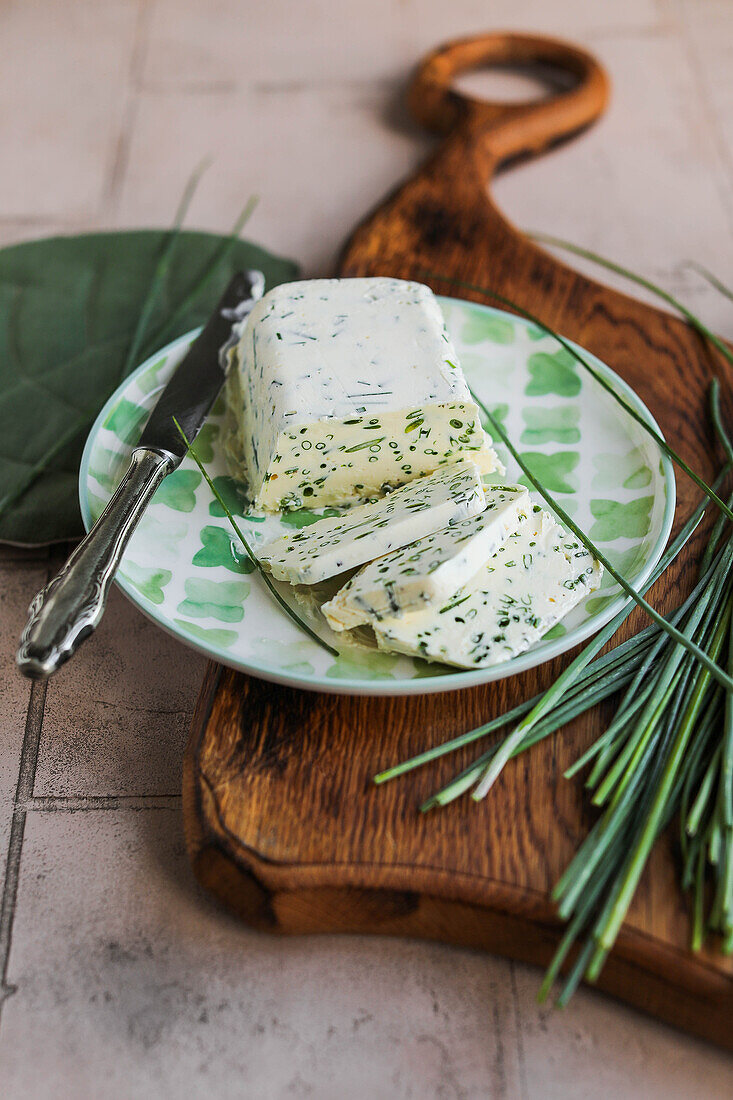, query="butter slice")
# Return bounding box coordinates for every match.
[370,509,602,668]
[257,461,486,585]
[223,277,501,511]
[322,485,530,631]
